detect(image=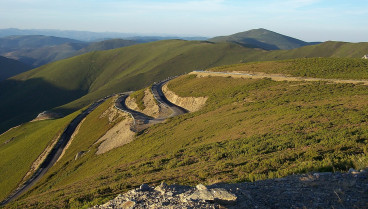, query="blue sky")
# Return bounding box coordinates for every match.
[0,0,367,42]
